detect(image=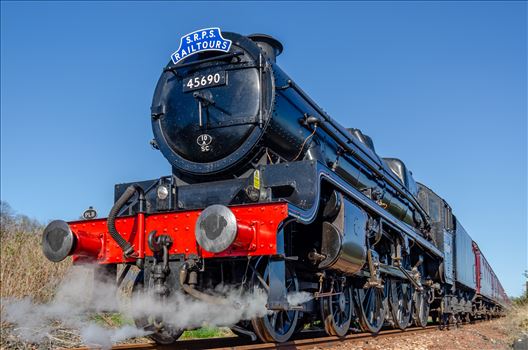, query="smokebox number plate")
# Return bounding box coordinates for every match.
[183,71,227,92]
